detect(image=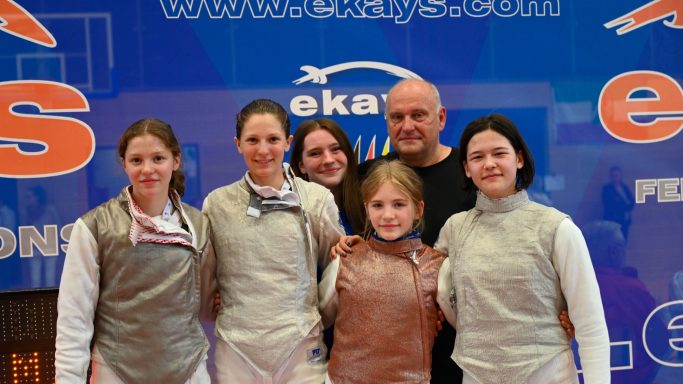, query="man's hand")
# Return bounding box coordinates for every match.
[436,308,445,333]
[559,310,575,339]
